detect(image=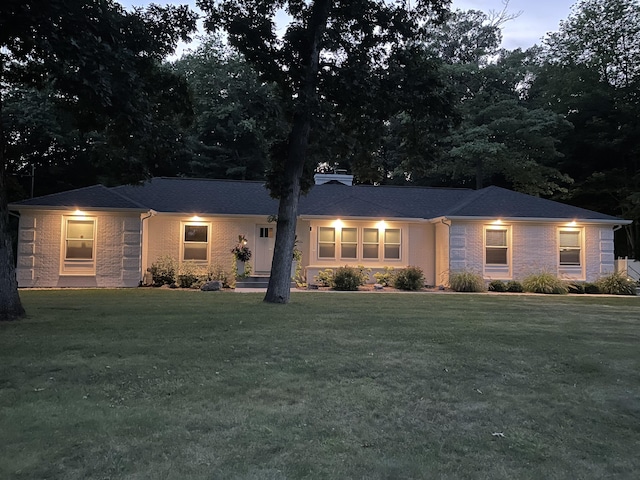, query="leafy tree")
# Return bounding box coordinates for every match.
[172,36,287,180]
[531,0,640,257]
[0,0,197,320]
[198,0,452,303]
[423,10,573,194]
